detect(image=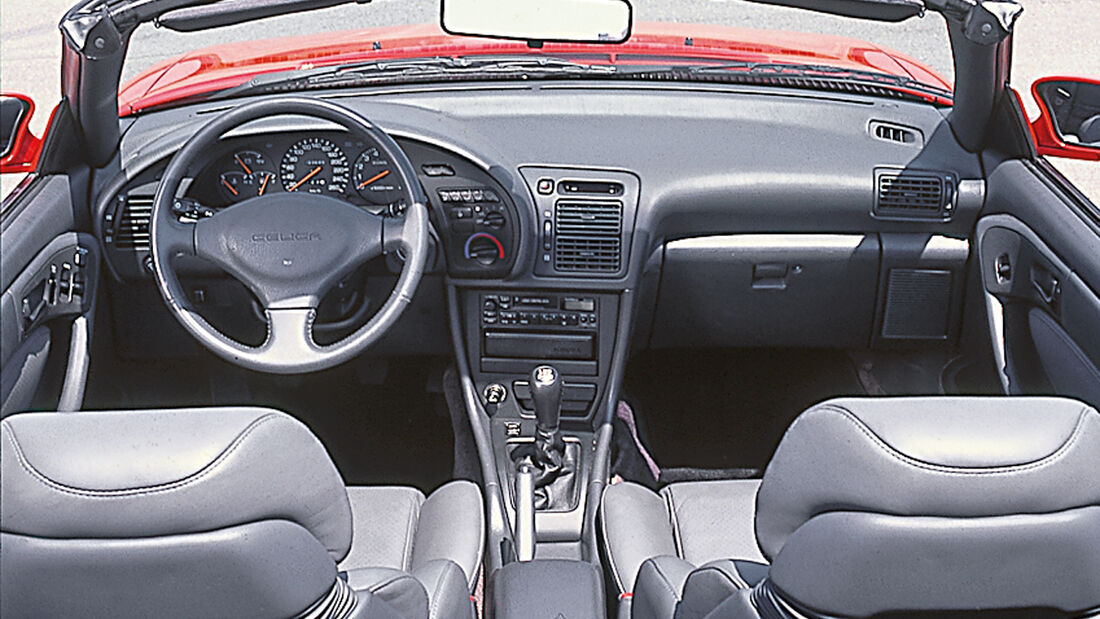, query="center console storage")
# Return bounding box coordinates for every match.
[486,560,606,619]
